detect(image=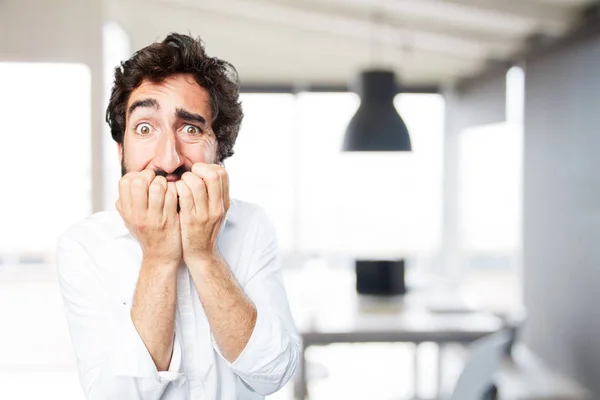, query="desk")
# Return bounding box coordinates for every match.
[286,267,504,399]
